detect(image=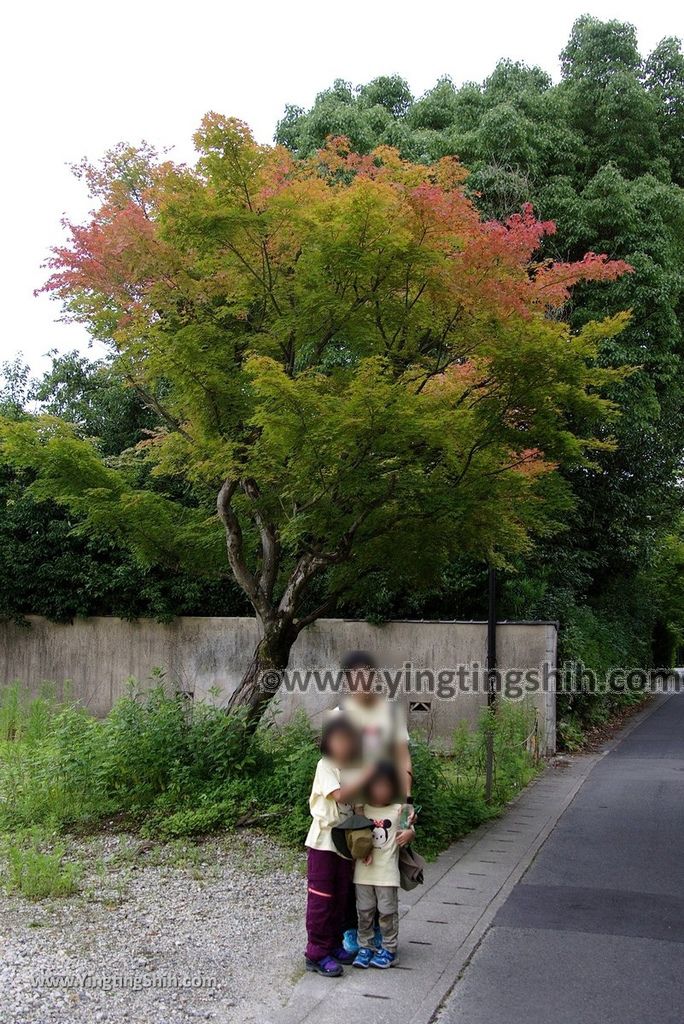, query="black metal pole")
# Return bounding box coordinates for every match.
[485,565,496,802]
[487,565,497,706]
